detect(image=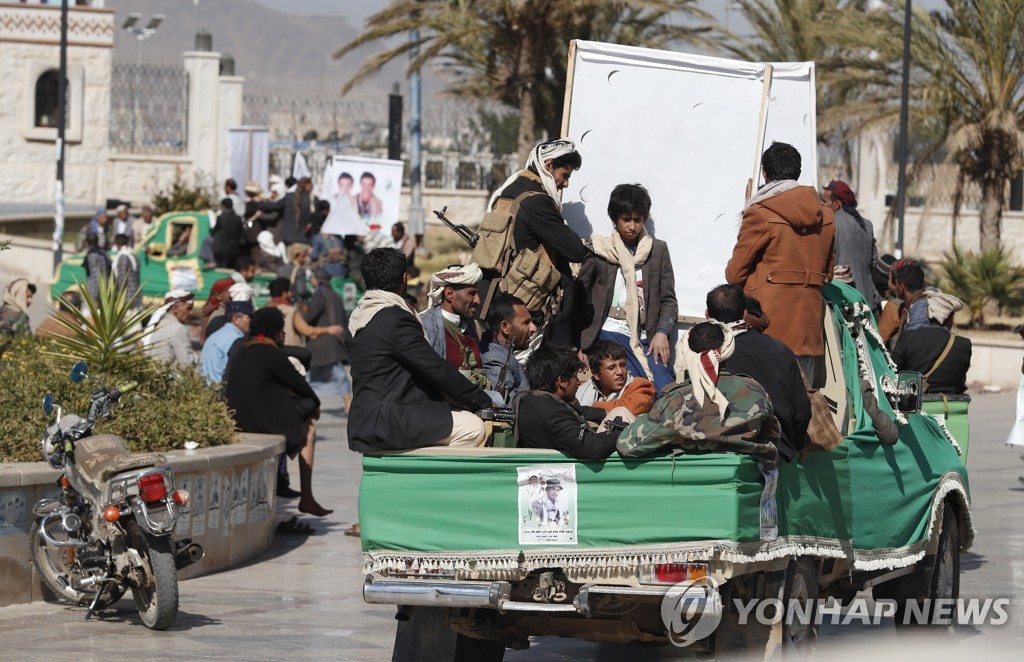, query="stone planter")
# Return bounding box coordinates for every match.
[0,433,284,607]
